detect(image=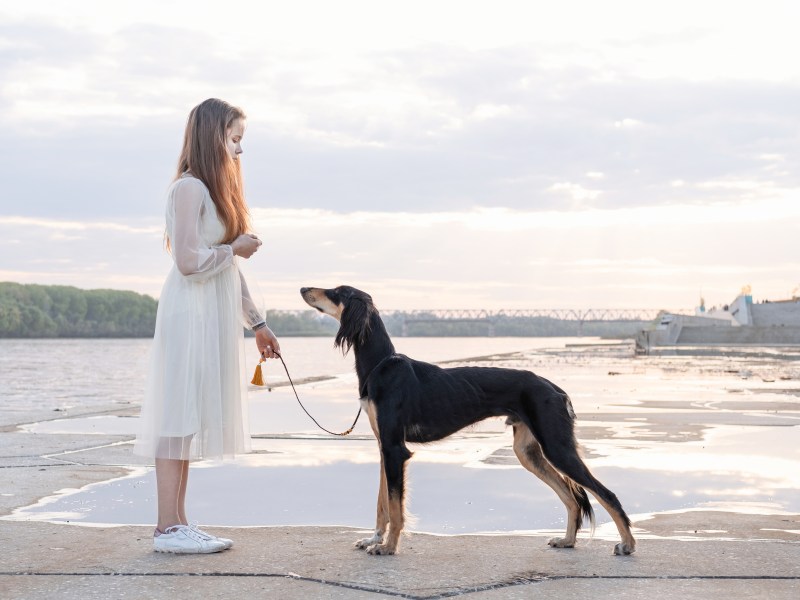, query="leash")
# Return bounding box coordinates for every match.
[257,351,362,437]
